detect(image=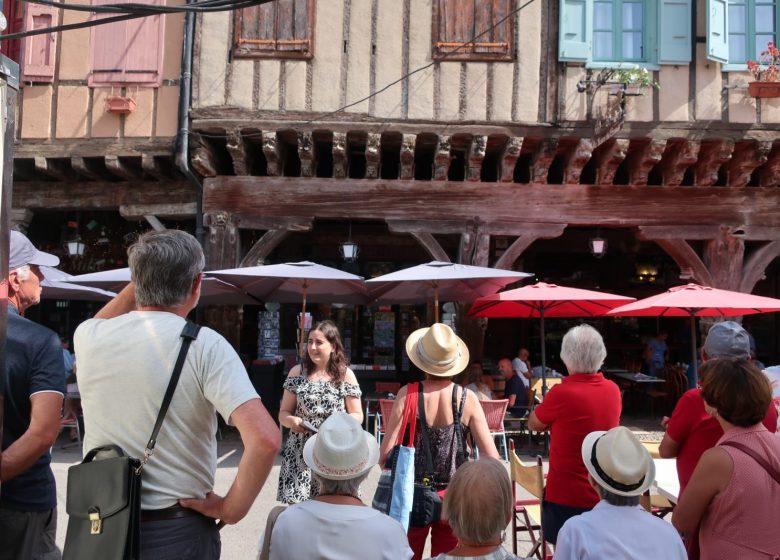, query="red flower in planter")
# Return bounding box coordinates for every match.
[748,41,780,82]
